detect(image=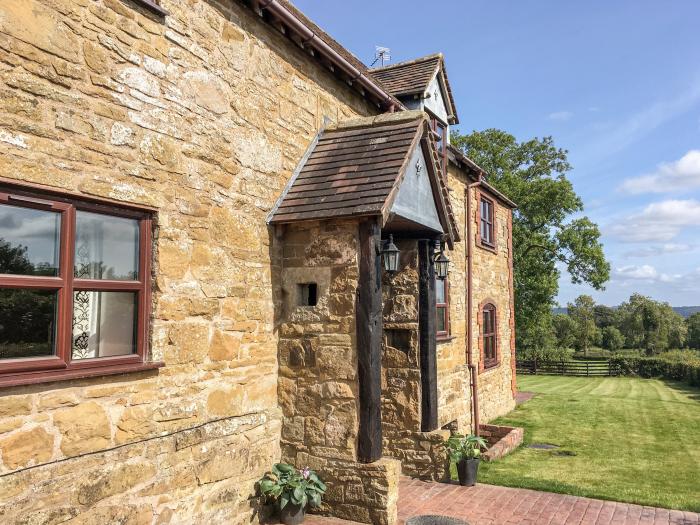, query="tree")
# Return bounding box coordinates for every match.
[687,313,700,350]
[552,313,576,349]
[616,294,685,355]
[601,326,624,352]
[568,295,598,356]
[452,130,610,351]
[594,305,618,329]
